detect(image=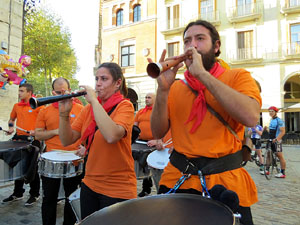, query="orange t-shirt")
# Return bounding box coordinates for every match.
[35,103,83,151]
[134,108,153,140]
[10,104,43,136]
[71,100,136,199]
[160,68,262,207]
